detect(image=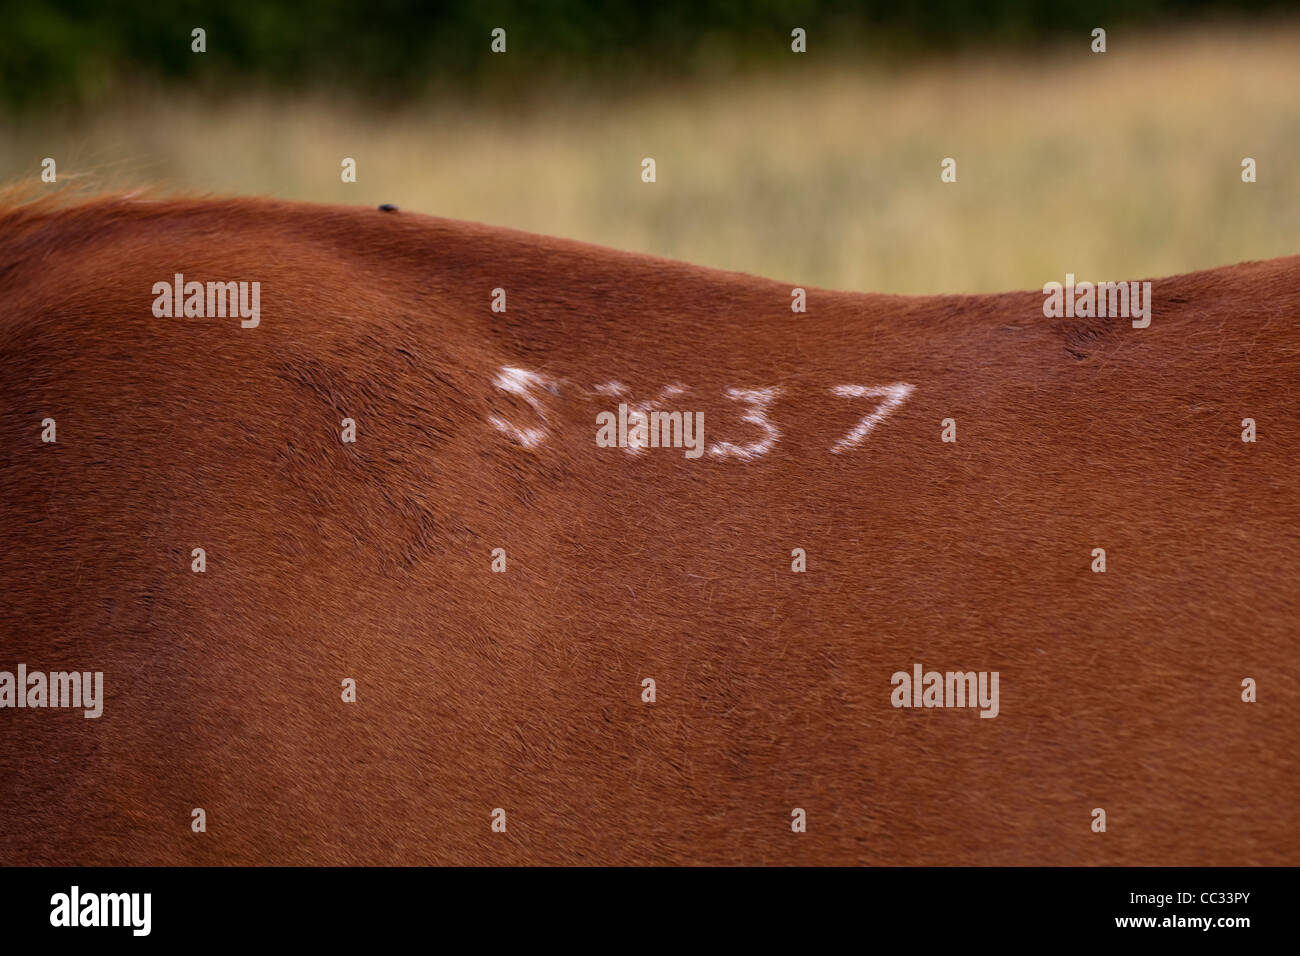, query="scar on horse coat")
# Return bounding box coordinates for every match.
[0,193,1296,865]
